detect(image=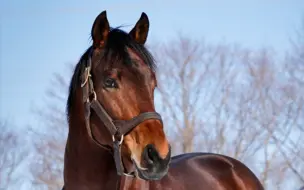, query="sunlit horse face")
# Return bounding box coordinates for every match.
[88,11,171,180]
